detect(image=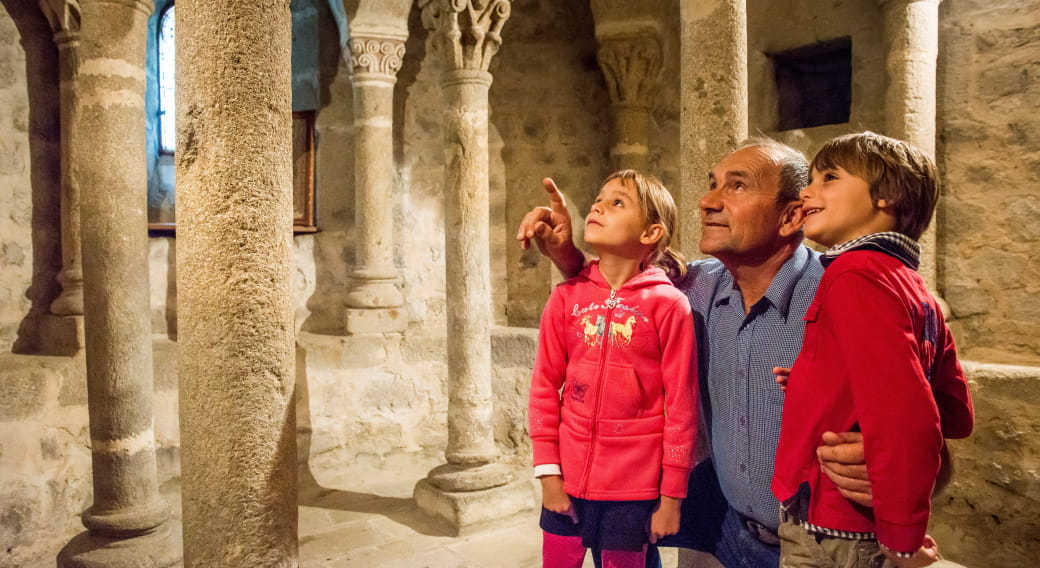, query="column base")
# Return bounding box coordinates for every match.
[345,307,408,334]
[38,314,85,355]
[414,466,538,537]
[58,520,182,568]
